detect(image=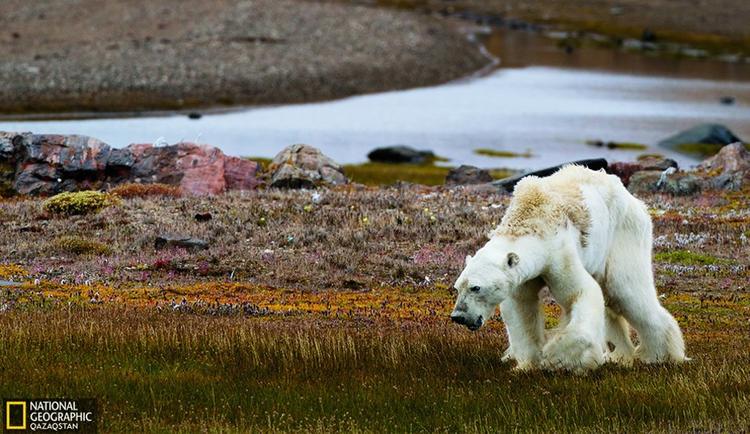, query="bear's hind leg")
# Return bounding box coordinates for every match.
[605,205,687,364]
